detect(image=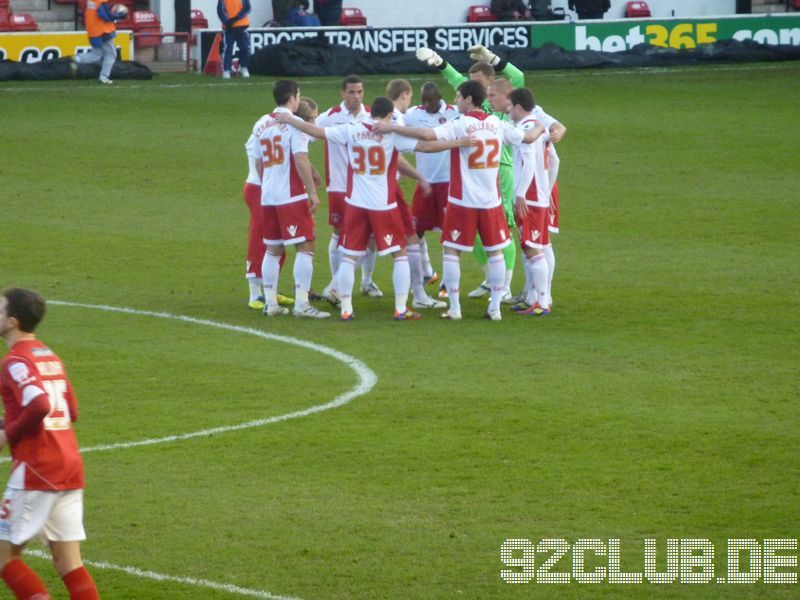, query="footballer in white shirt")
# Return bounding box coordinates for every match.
[276,96,476,321]
[375,80,543,321]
